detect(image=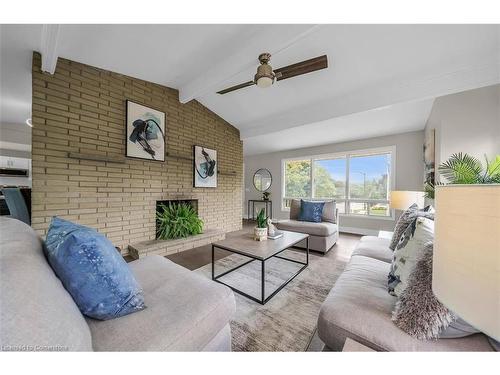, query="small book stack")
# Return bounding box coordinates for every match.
[268,230,284,240]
